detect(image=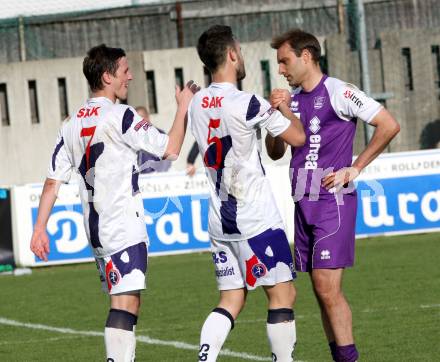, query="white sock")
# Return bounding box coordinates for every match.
[266,310,296,362]
[199,308,234,361]
[105,327,136,362]
[131,325,136,362]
